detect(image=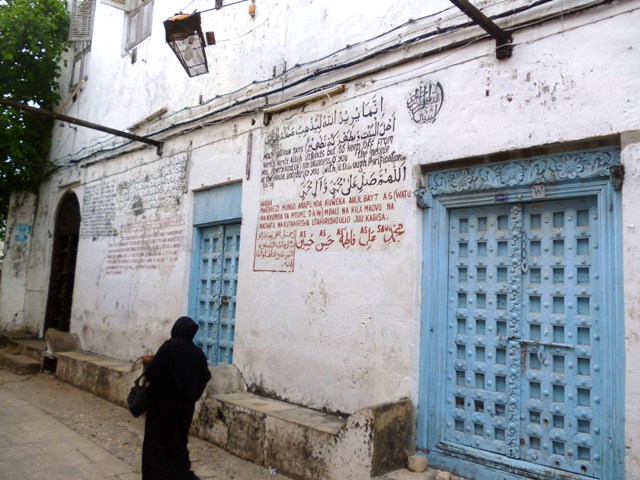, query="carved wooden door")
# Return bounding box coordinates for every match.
[445,198,601,477]
[193,223,240,365]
